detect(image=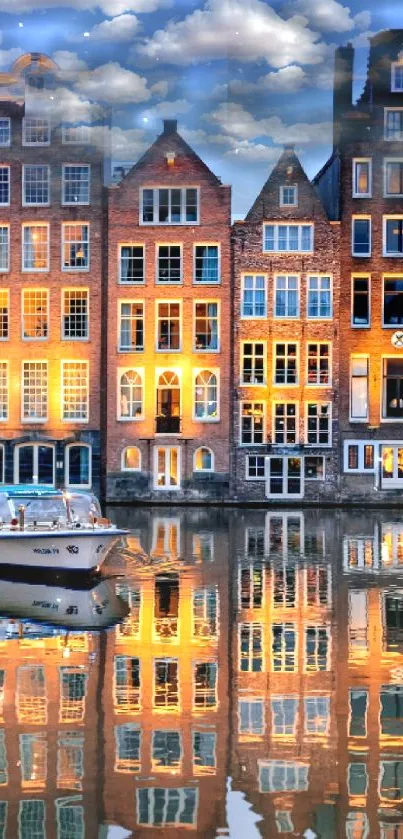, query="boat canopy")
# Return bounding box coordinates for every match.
[0,487,102,525]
